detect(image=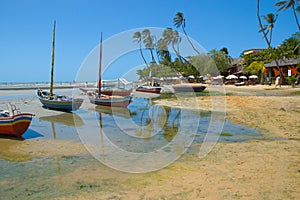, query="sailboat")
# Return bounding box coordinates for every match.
[88,32,132,107]
[0,103,34,138]
[37,21,83,112]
